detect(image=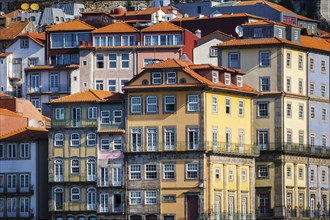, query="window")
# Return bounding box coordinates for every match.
[130,191,142,205]
[112,167,122,186]
[287,103,292,117]
[96,80,104,90]
[152,72,162,84]
[321,60,326,72]
[101,111,110,124]
[310,57,315,71]
[31,97,40,109]
[278,28,283,38]
[111,138,122,151]
[144,58,153,67]
[120,79,128,93]
[259,51,270,67]
[70,133,80,146]
[310,134,315,147]
[258,166,269,178]
[164,96,176,113]
[286,52,291,68]
[258,130,269,150]
[88,107,97,119]
[108,35,120,46]
[310,83,315,96]
[113,110,122,124]
[228,52,240,68]
[96,54,104,69]
[0,144,3,158]
[131,128,142,152]
[225,73,231,85]
[287,165,292,178]
[228,168,234,181]
[108,80,116,92]
[20,197,29,215]
[299,193,304,208]
[99,193,109,212]
[287,130,292,147]
[121,53,129,69]
[210,47,218,57]
[7,174,16,191]
[186,162,198,179]
[298,167,303,179]
[212,72,218,83]
[50,72,59,91]
[321,84,326,97]
[54,159,64,181]
[187,95,199,112]
[7,198,16,215]
[7,144,16,158]
[212,127,218,149]
[215,168,220,180]
[322,135,327,147]
[71,187,80,201]
[225,97,231,114]
[54,188,64,210]
[322,108,327,121]
[237,76,243,87]
[163,195,176,202]
[321,170,326,183]
[212,95,218,113]
[238,99,244,117]
[21,38,29,48]
[130,165,141,180]
[55,108,65,120]
[286,77,291,92]
[87,159,96,181]
[146,96,158,113]
[20,174,29,192]
[87,133,96,146]
[242,169,247,182]
[163,163,175,180]
[100,167,109,186]
[109,53,117,69]
[253,28,263,38]
[147,128,157,151]
[87,188,96,210]
[260,77,270,92]
[298,54,303,69]
[298,79,303,94]
[71,159,80,174]
[145,191,157,204]
[101,139,110,151]
[310,169,315,182]
[258,102,269,117]
[131,97,142,113]
[187,127,199,150]
[20,143,29,158]
[122,35,136,46]
[166,72,176,84]
[299,104,304,119]
[145,164,157,179]
[164,127,176,150]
